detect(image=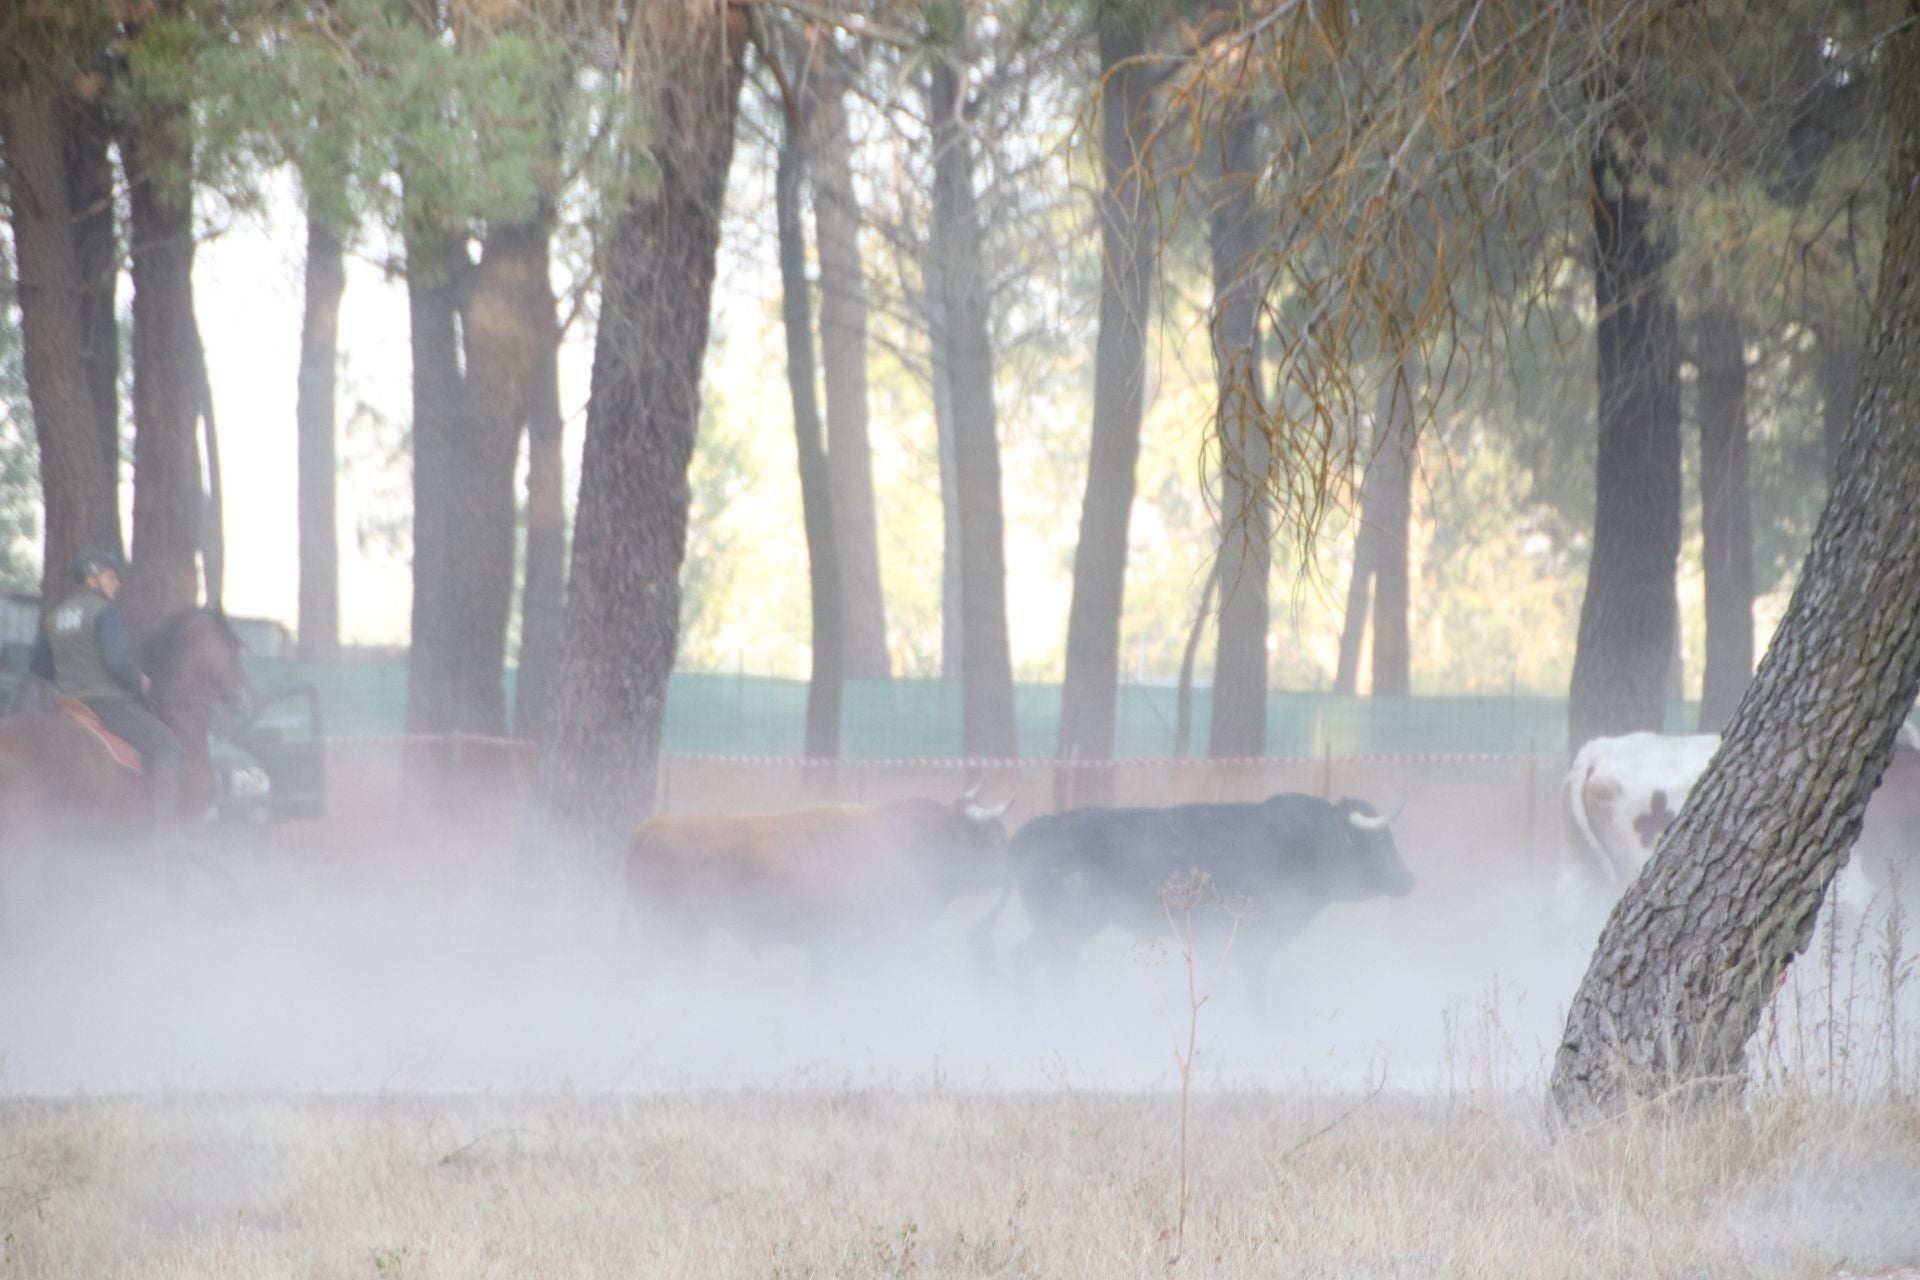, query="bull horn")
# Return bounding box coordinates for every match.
[1347,799,1404,832]
[961,779,985,802]
[966,791,1015,821]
